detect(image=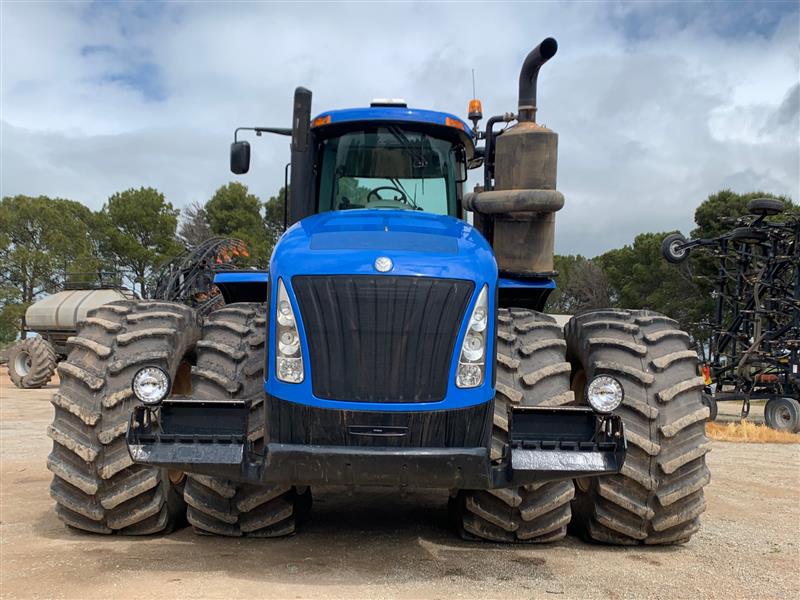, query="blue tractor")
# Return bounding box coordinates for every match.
[48,38,709,544]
